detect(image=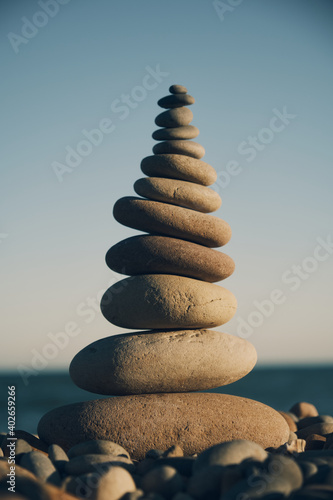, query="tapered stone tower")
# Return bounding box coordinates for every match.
[38,85,289,460]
